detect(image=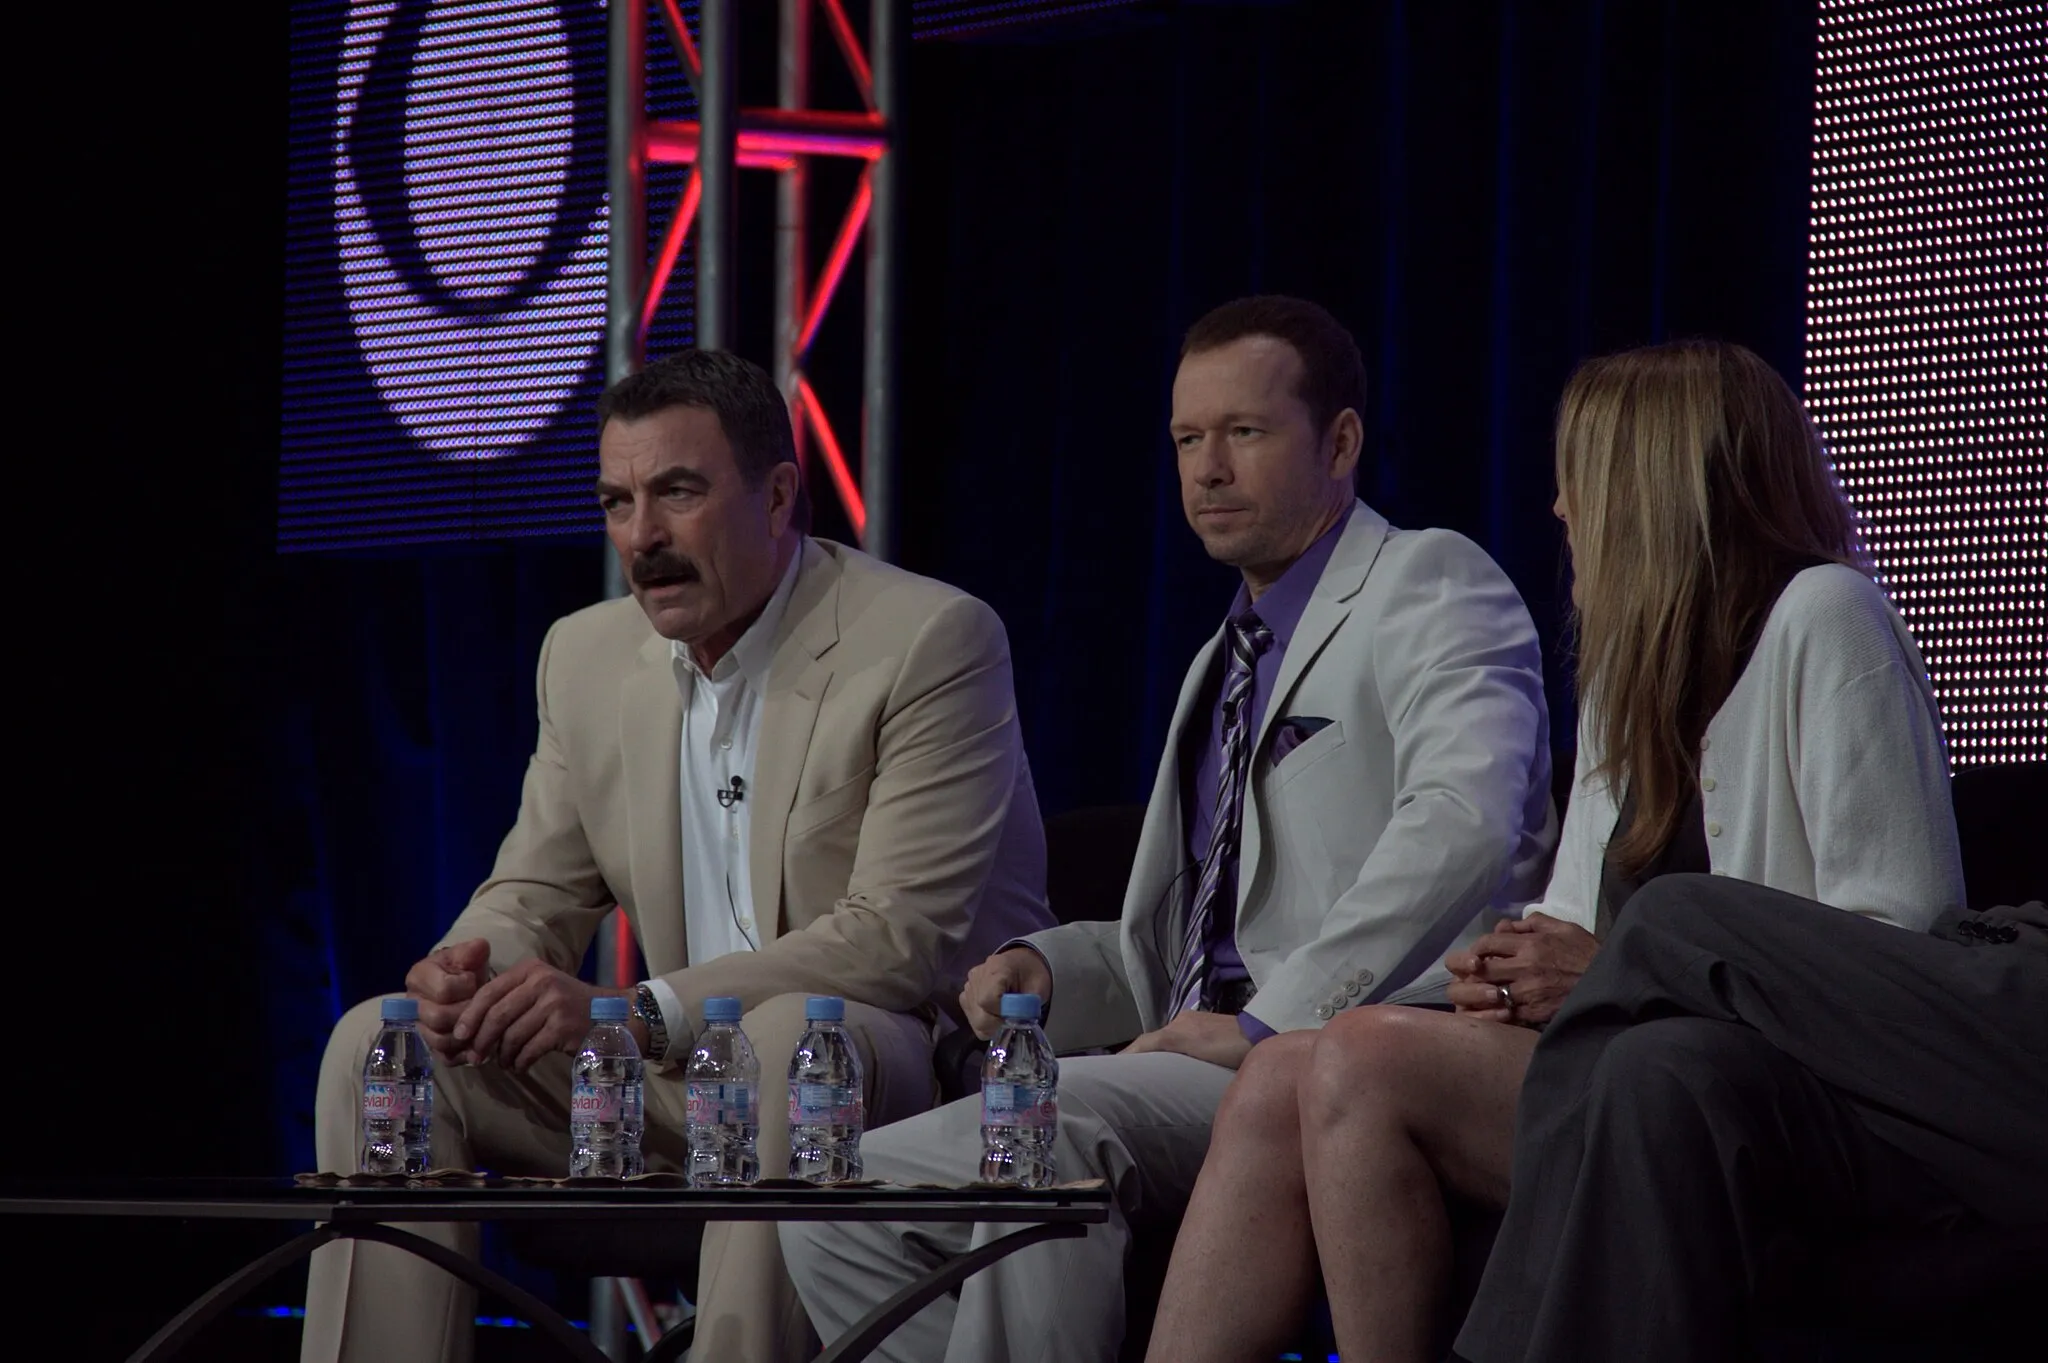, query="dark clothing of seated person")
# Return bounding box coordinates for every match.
[1455,875,2047,1363]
